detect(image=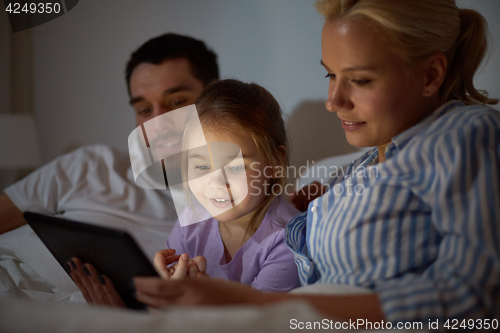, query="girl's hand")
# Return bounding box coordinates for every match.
[154,249,209,279]
[66,257,126,308]
[153,249,181,278]
[289,181,328,212]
